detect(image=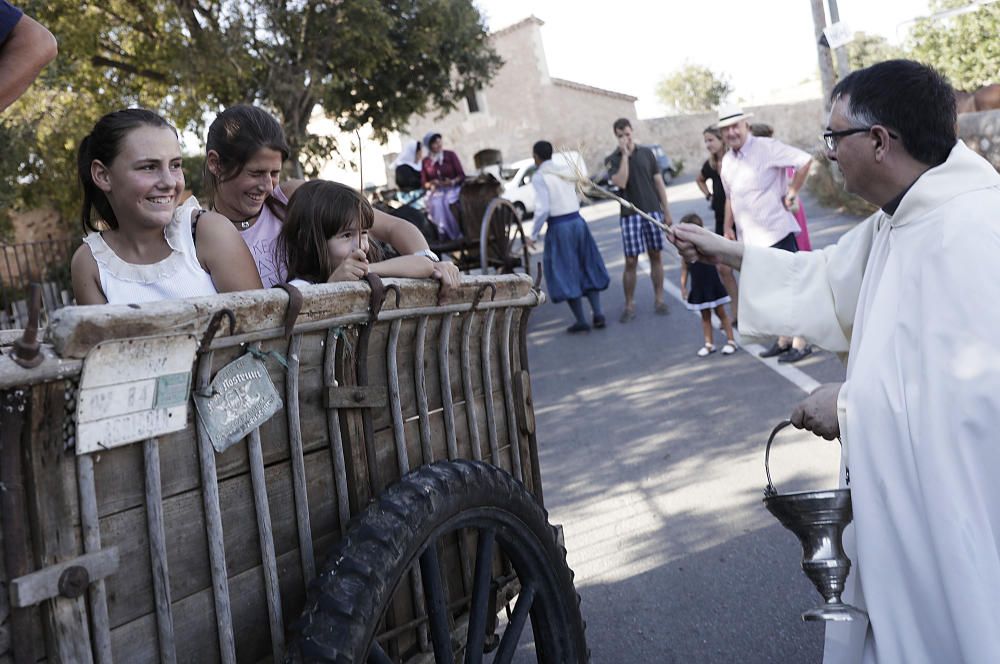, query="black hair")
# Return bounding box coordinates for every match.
[612,118,632,133]
[749,123,774,138]
[277,180,382,283]
[205,105,291,217]
[532,140,553,161]
[680,213,704,227]
[831,59,956,166]
[77,108,176,233]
